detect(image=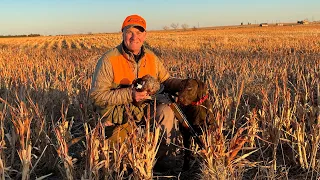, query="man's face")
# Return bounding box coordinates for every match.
[123,26,146,55]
